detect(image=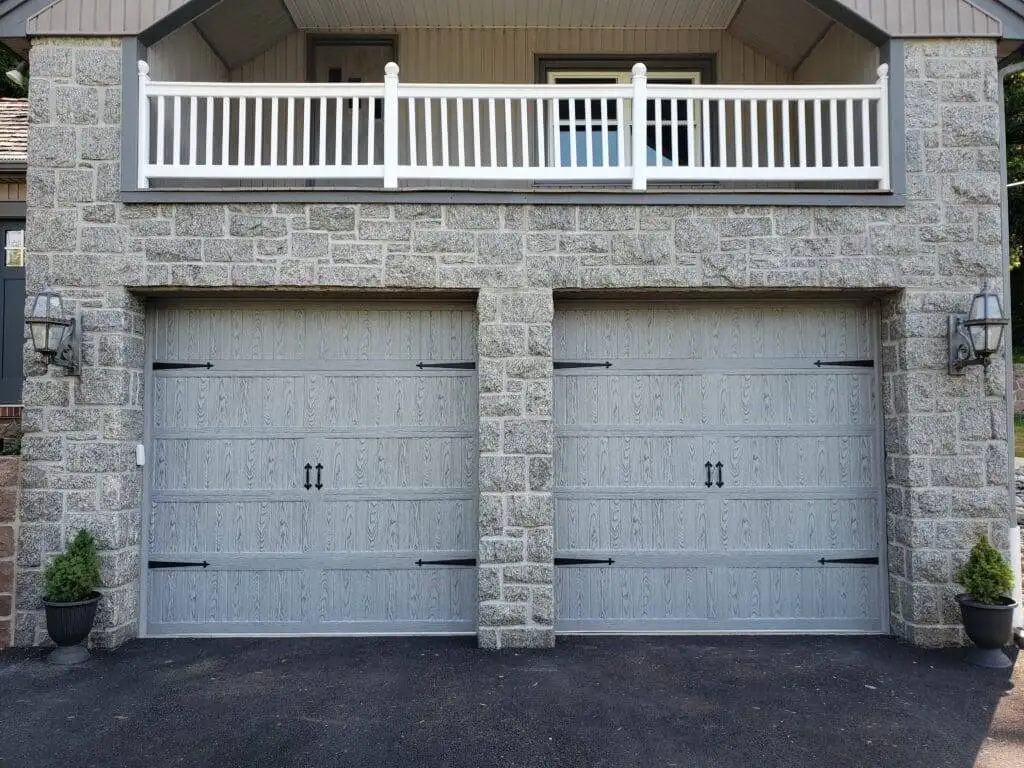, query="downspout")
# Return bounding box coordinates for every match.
[999,59,1024,633]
